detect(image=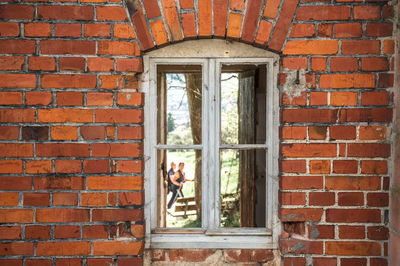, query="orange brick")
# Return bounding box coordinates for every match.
[0,226,21,239]
[325,241,380,256]
[0,160,22,174]
[310,92,327,106]
[361,160,387,174]
[117,92,143,106]
[95,109,142,123]
[330,126,356,140]
[87,92,113,106]
[325,176,380,191]
[255,20,273,45]
[150,19,168,46]
[26,160,52,174]
[116,58,143,72]
[330,92,358,106]
[296,6,350,20]
[280,160,306,173]
[117,160,143,173]
[311,57,326,71]
[87,58,114,72]
[118,126,143,140]
[54,225,80,239]
[59,57,85,71]
[263,0,281,19]
[335,23,362,38]
[289,24,315,38]
[282,144,336,157]
[383,40,394,54]
[57,92,83,106]
[36,242,90,256]
[310,160,330,174]
[114,24,135,39]
[284,40,338,55]
[42,74,96,88]
[0,92,22,105]
[81,193,108,206]
[0,56,24,71]
[38,109,93,123]
[24,23,51,37]
[0,74,36,88]
[281,176,323,190]
[98,41,139,56]
[0,192,19,206]
[84,24,111,37]
[330,57,358,72]
[359,126,386,140]
[0,22,19,37]
[282,57,307,70]
[333,160,358,174]
[28,57,56,71]
[83,225,108,239]
[55,23,81,37]
[97,6,127,21]
[51,126,78,140]
[87,176,143,190]
[308,126,327,140]
[36,209,89,223]
[227,12,242,39]
[198,0,212,36]
[320,74,374,88]
[181,12,196,38]
[54,160,81,173]
[342,40,380,55]
[53,192,78,206]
